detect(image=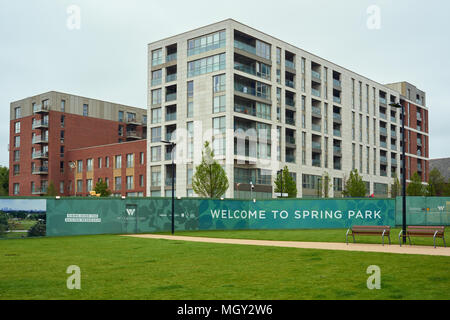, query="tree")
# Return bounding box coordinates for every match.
[28,220,46,237]
[192,142,229,198]
[407,172,425,196]
[427,168,446,196]
[0,166,9,196]
[45,182,58,196]
[319,172,332,198]
[391,174,401,198]
[94,179,112,197]
[343,170,366,198]
[274,166,298,198]
[0,212,8,236]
